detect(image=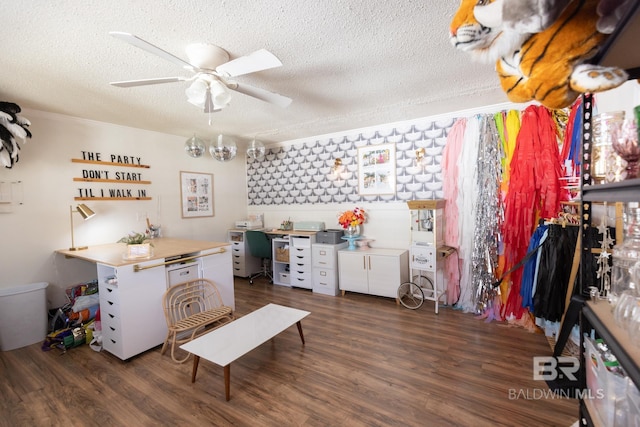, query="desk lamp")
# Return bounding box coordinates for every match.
[69,203,95,251]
